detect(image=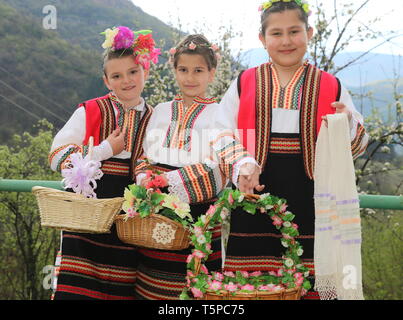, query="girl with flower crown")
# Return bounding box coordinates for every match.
[48,26,160,300]
[133,34,260,300]
[215,0,369,300]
